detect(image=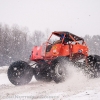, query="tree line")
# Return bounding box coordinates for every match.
[0,23,100,66]
[0,24,46,66]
